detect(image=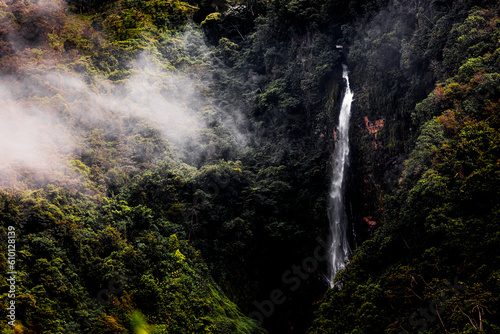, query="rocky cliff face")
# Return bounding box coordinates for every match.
[309,1,500,333]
